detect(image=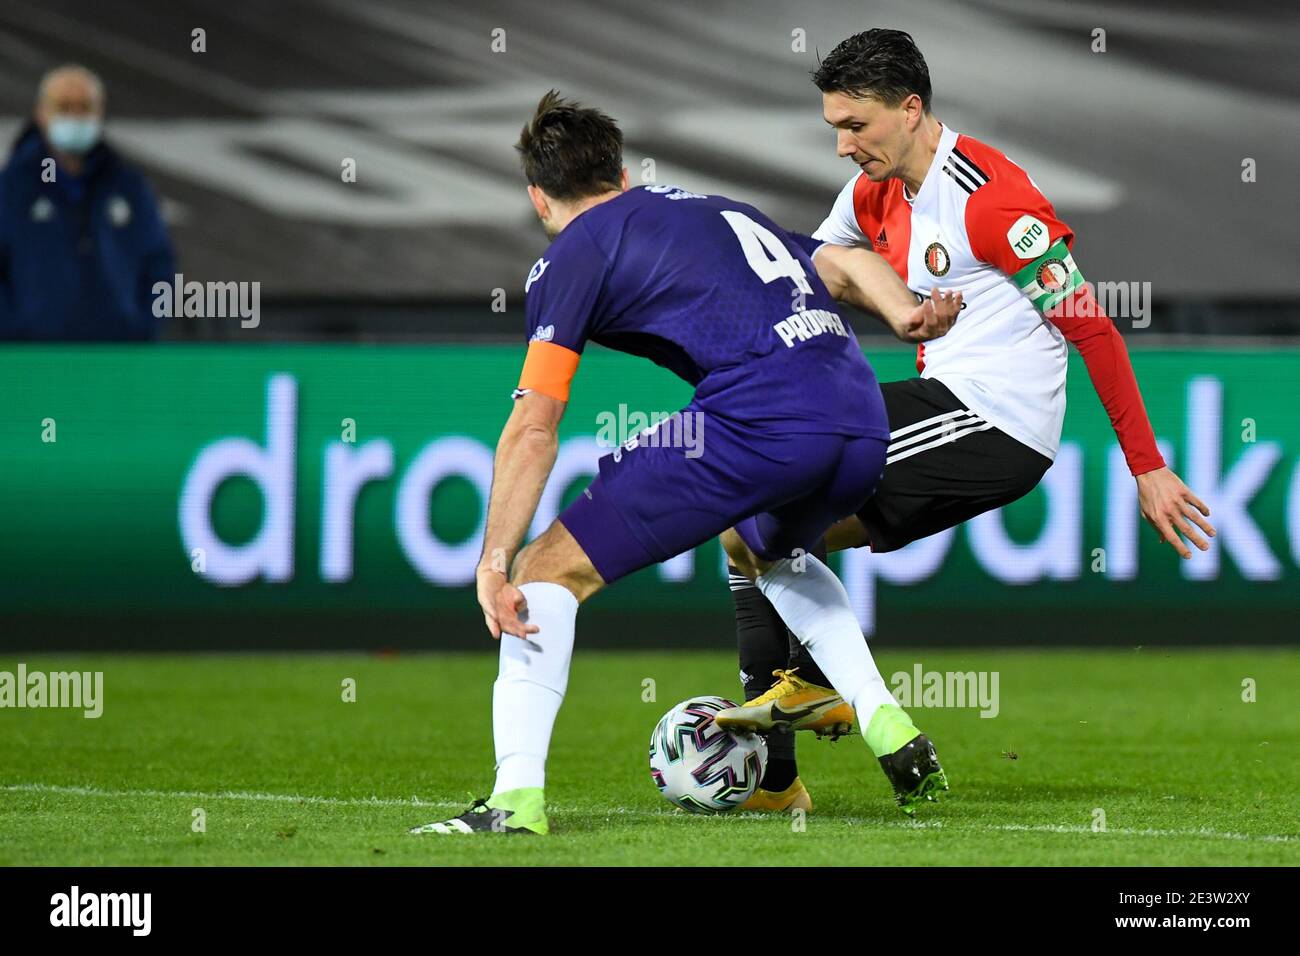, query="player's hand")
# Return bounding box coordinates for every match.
[495,580,539,639]
[476,567,506,638]
[476,567,531,640]
[1136,467,1215,559]
[477,568,539,640]
[895,288,962,342]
